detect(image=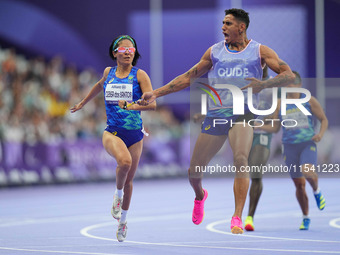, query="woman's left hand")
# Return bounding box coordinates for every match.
[118,100,127,109]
